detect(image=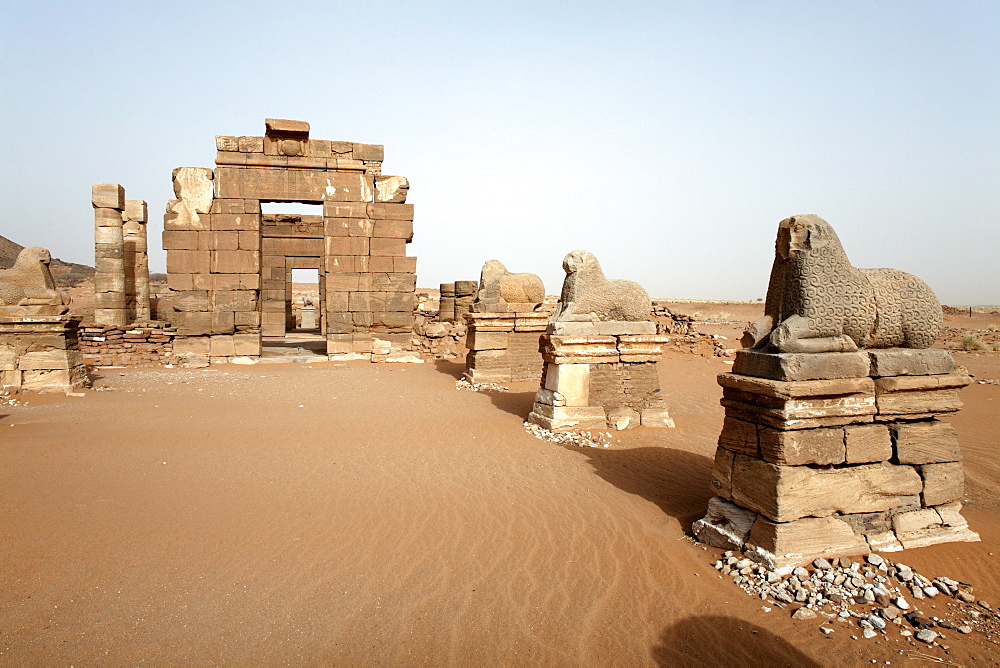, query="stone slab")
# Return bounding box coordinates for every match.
[920,461,964,506]
[893,421,962,464]
[548,321,657,336]
[730,454,923,523]
[733,350,871,381]
[757,425,845,466]
[868,348,956,377]
[844,424,893,464]
[692,496,759,551]
[527,405,607,431]
[745,515,870,570]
